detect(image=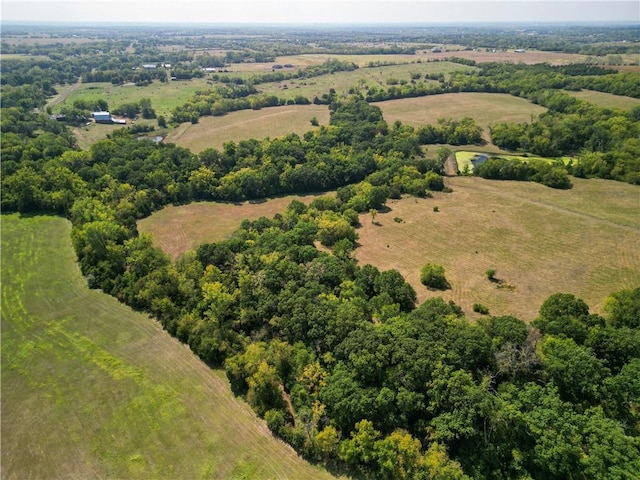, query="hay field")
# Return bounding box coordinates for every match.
[165,104,331,153]
[565,89,640,110]
[54,78,211,118]
[1,214,334,480]
[138,194,325,259]
[355,177,640,321]
[255,61,476,101]
[377,92,547,142]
